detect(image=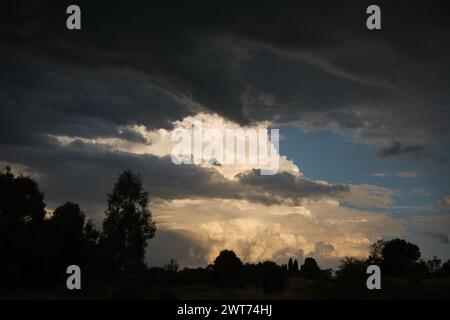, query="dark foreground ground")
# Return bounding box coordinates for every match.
[2,276,450,300]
